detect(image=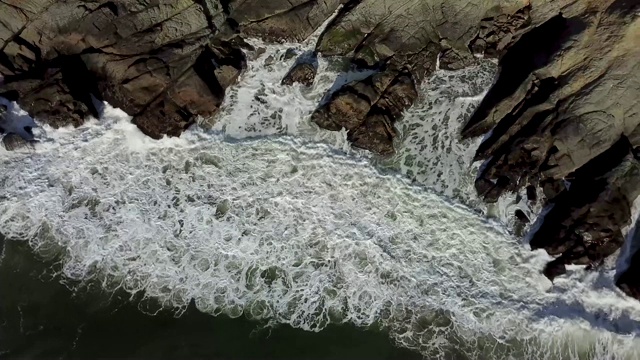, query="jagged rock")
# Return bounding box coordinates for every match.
[1,57,99,128]
[0,0,245,138]
[467,1,640,197]
[316,0,527,78]
[530,140,640,275]
[311,0,534,155]
[312,70,417,154]
[282,63,317,86]
[438,49,477,71]
[457,1,640,286]
[227,0,343,41]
